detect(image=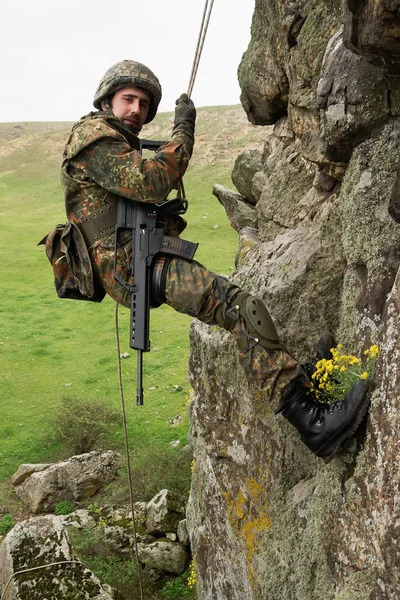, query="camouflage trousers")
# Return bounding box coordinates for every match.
[91,247,304,409]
